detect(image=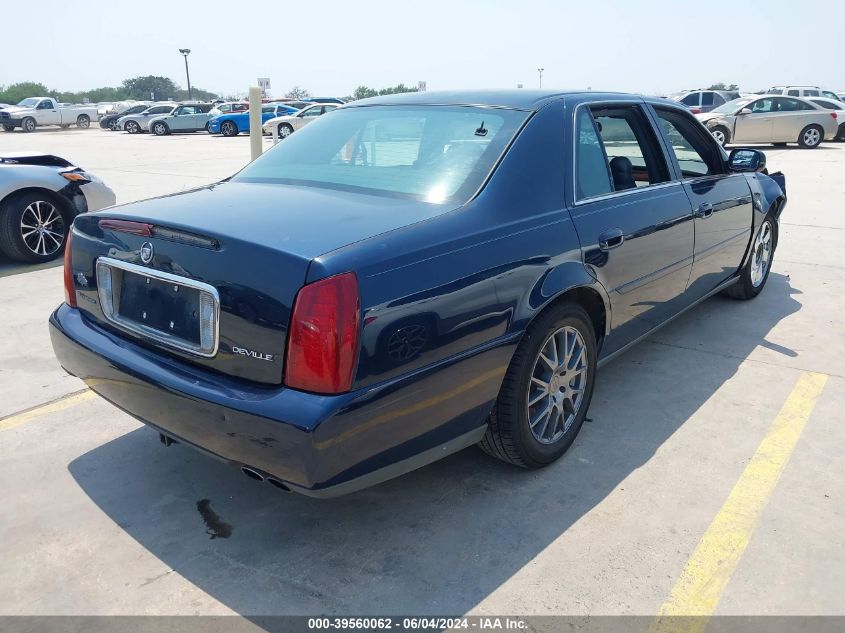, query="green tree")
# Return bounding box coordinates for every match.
[0,82,51,104]
[175,87,219,101]
[351,85,378,100]
[285,86,311,100]
[708,82,739,91]
[122,76,179,100]
[377,83,418,96]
